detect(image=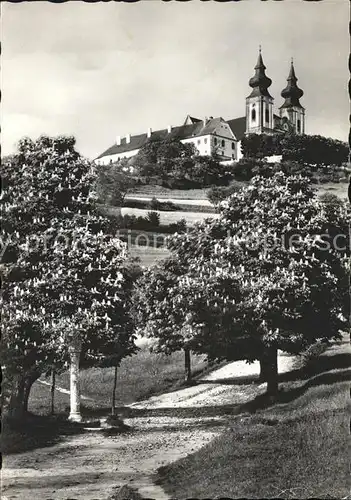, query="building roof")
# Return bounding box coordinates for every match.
[280,61,304,109]
[247,50,273,99]
[227,116,246,141]
[96,115,246,160]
